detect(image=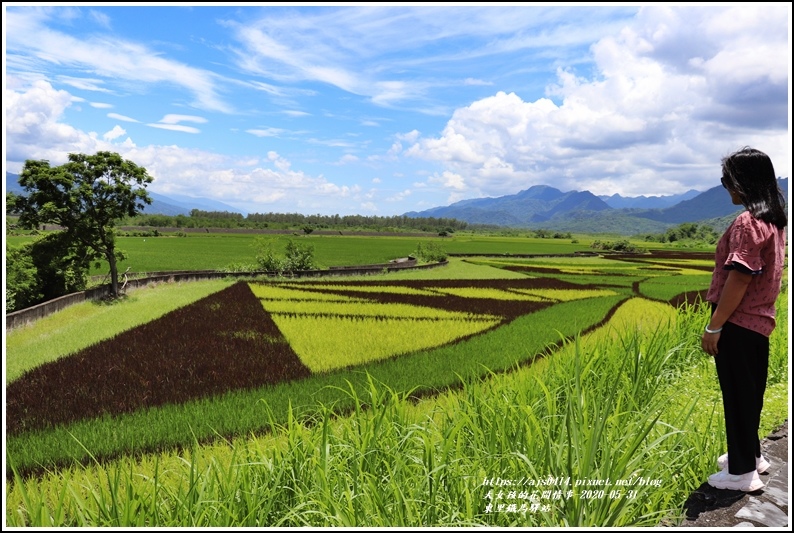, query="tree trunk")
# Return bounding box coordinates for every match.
[107,251,119,298]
